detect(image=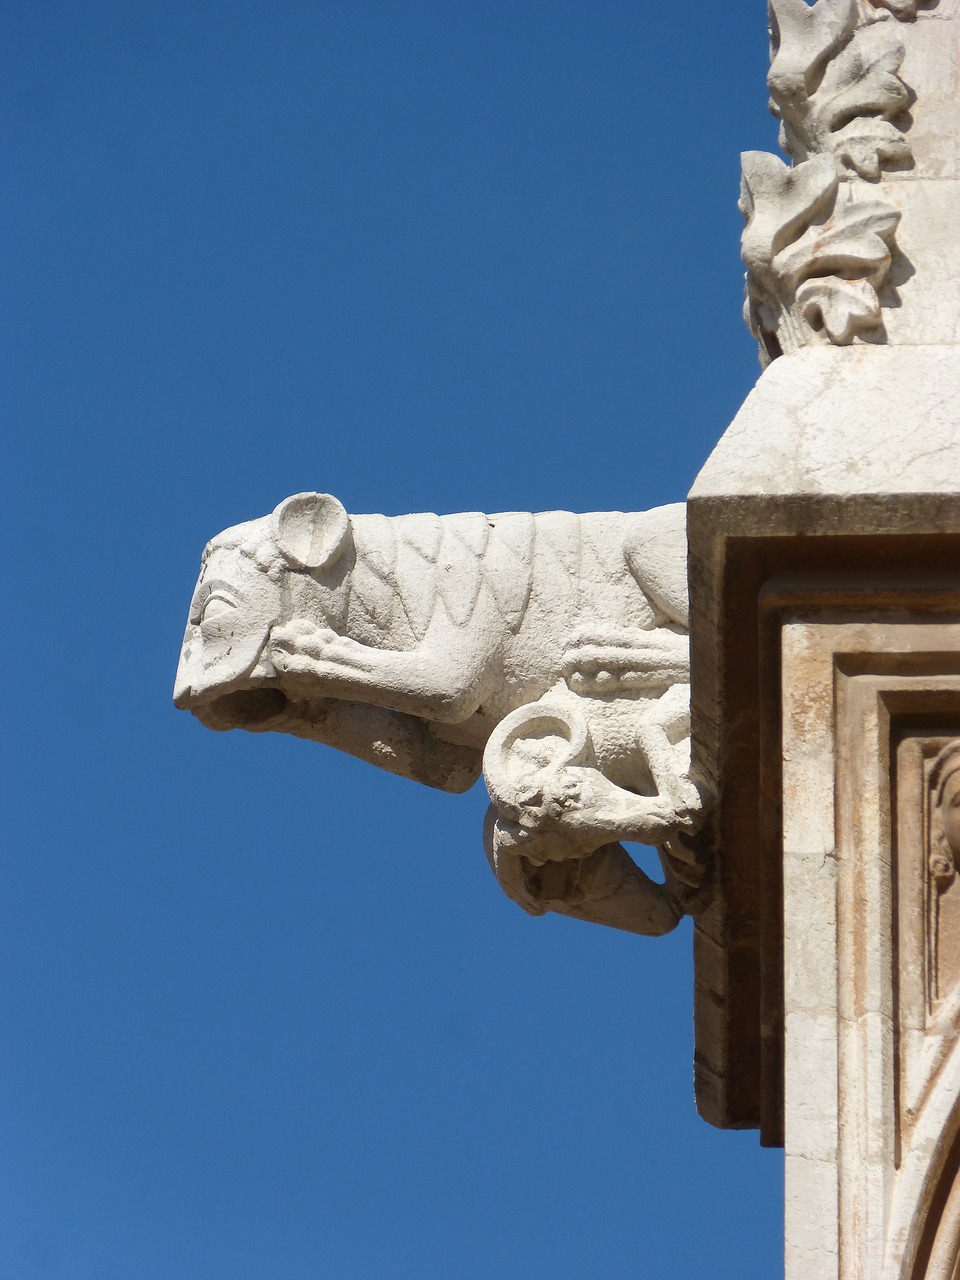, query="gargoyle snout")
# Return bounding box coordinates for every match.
[173,627,200,709]
[173,660,193,709]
